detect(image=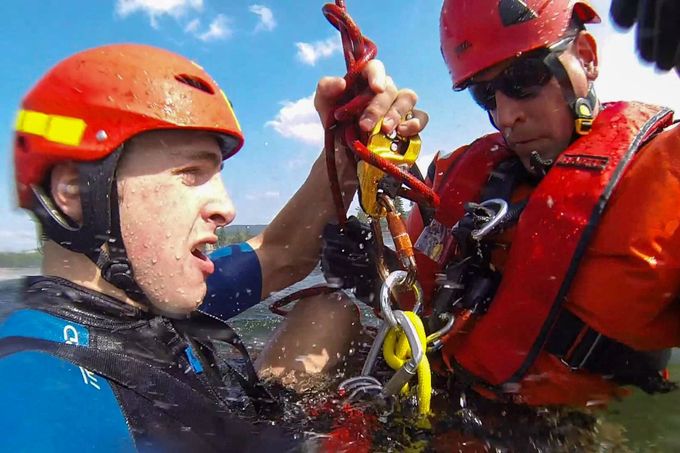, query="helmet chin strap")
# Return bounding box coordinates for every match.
[543,51,599,136]
[31,146,149,304]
